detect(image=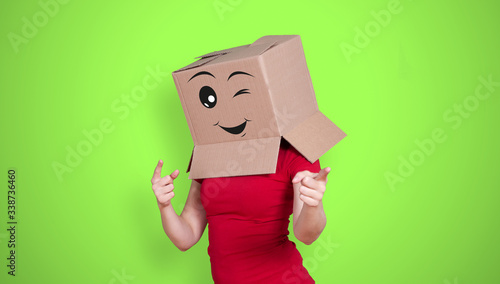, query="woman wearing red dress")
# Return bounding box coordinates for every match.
[150,139,331,283]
